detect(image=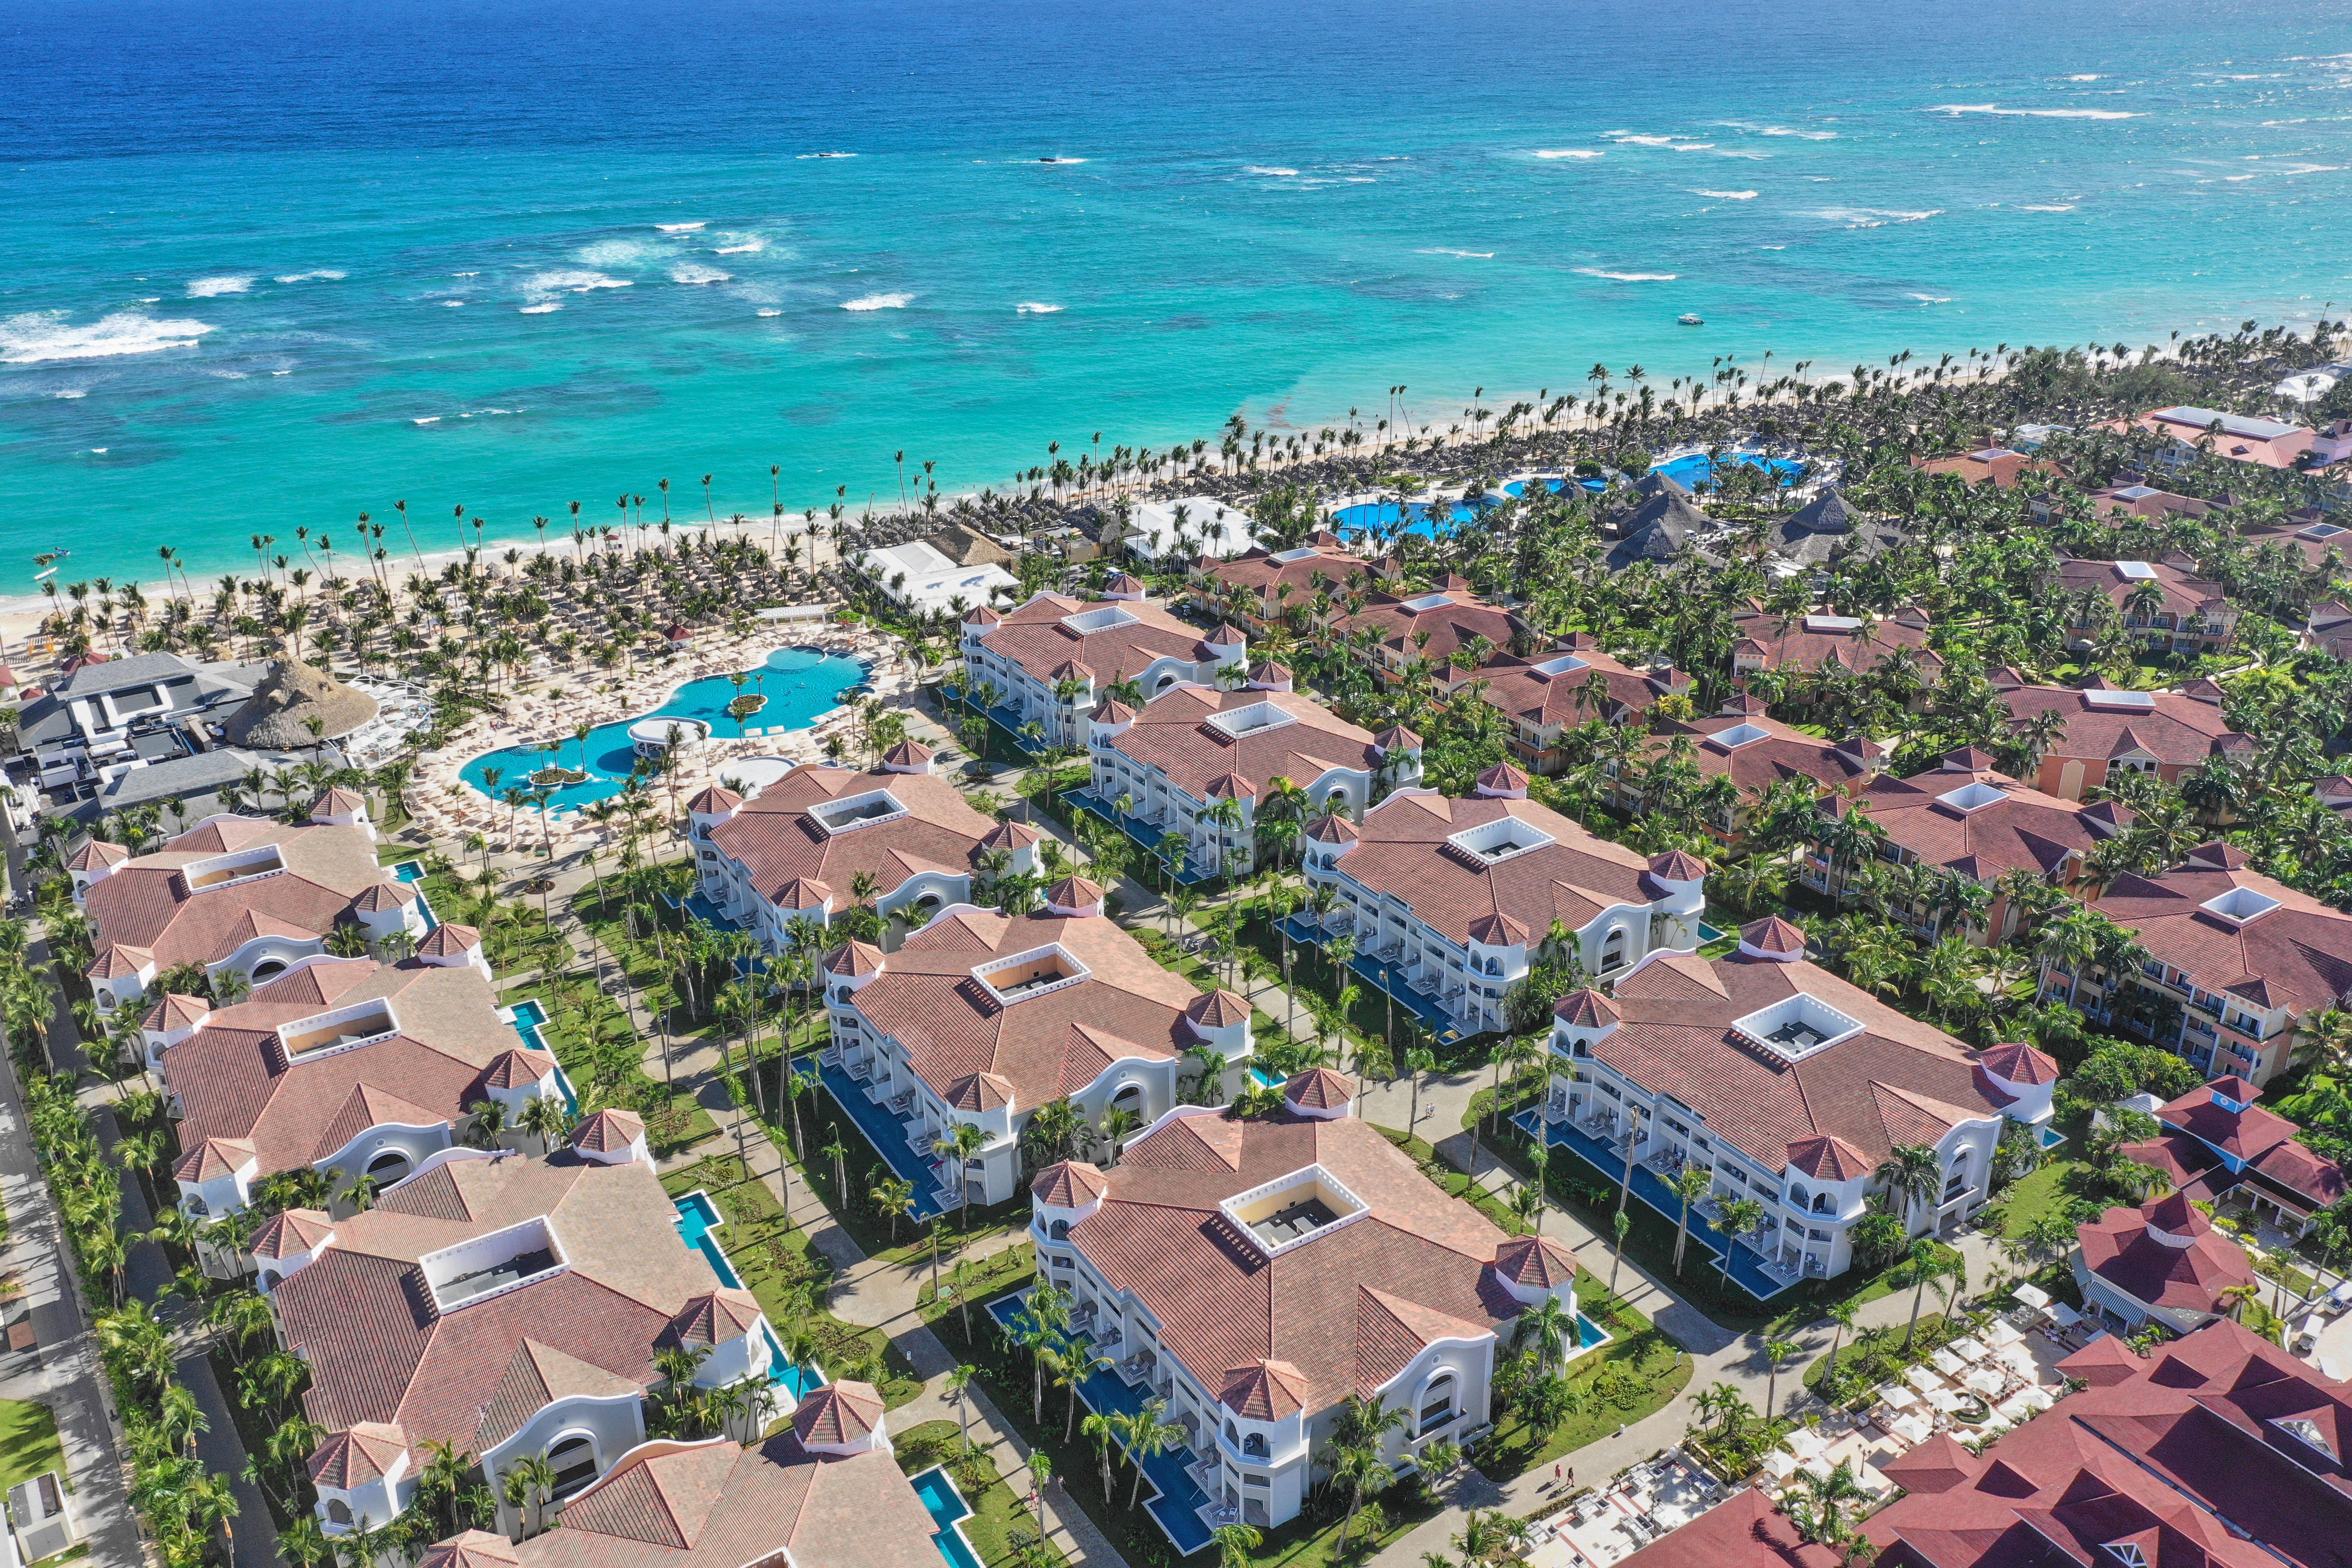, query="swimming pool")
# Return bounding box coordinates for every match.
[672,1191,828,1395]
[909,1466,985,1568]
[1651,451,1806,490]
[459,646,868,812]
